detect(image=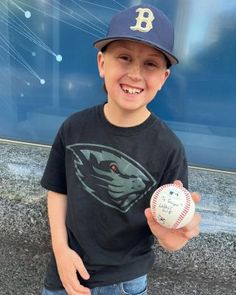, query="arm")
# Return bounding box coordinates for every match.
[47,191,68,253]
[47,191,91,295]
